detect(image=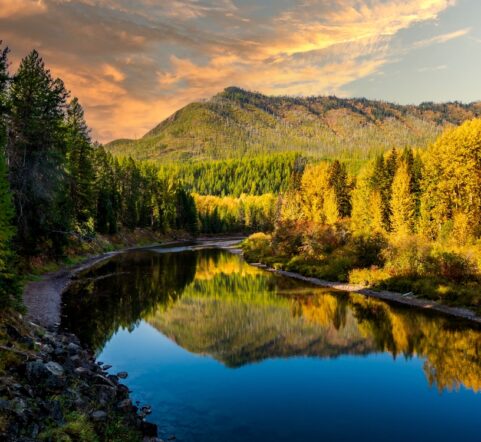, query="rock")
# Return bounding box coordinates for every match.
[117,399,133,412]
[74,367,92,378]
[102,364,112,370]
[167,435,176,441]
[140,421,158,437]
[107,374,119,384]
[69,354,83,367]
[0,399,10,411]
[92,373,116,388]
[67,342,81,354]
[90,410,108,422]
[141,405,152,415]
[26,360,65,390]
[45,361,64,377]
[49,400,64,423]
[117,371,128,379]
